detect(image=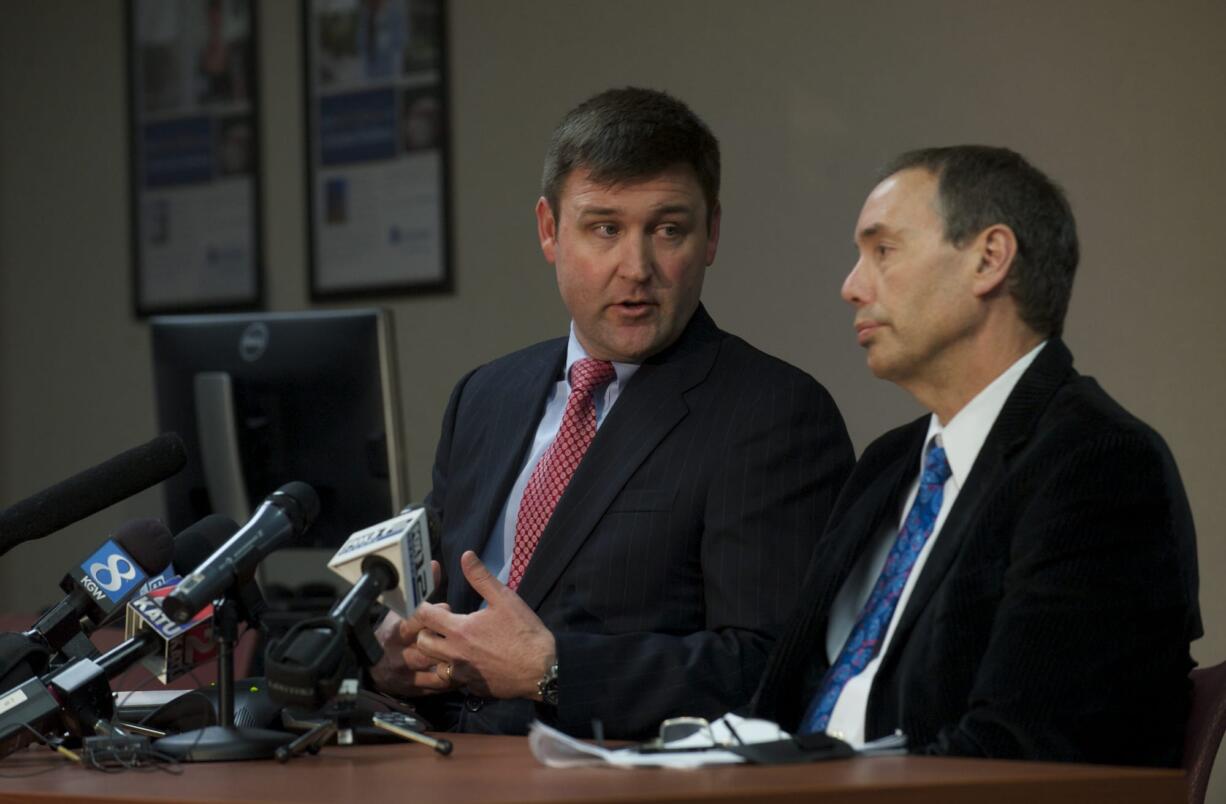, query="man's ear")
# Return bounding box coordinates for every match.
[971,223,1018,297]
[535,196,558,264]
[705,201,722,266]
